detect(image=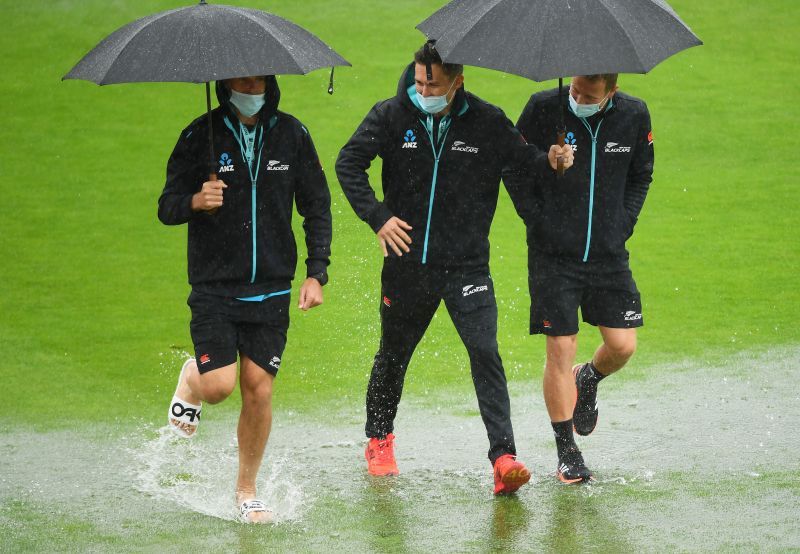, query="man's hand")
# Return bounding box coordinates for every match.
[192,180,228,211]
[298,277,323,311]
[377,216,413,257]
[548,145,575,171]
